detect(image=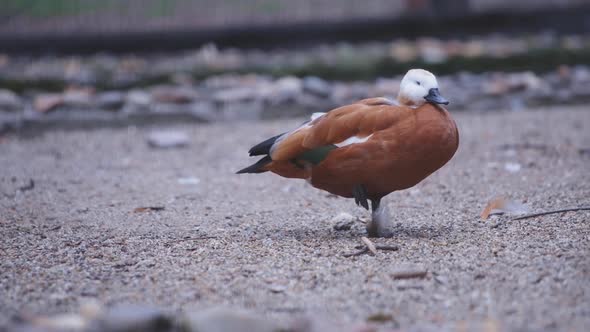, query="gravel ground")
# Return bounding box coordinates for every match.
[1,106,589,331]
